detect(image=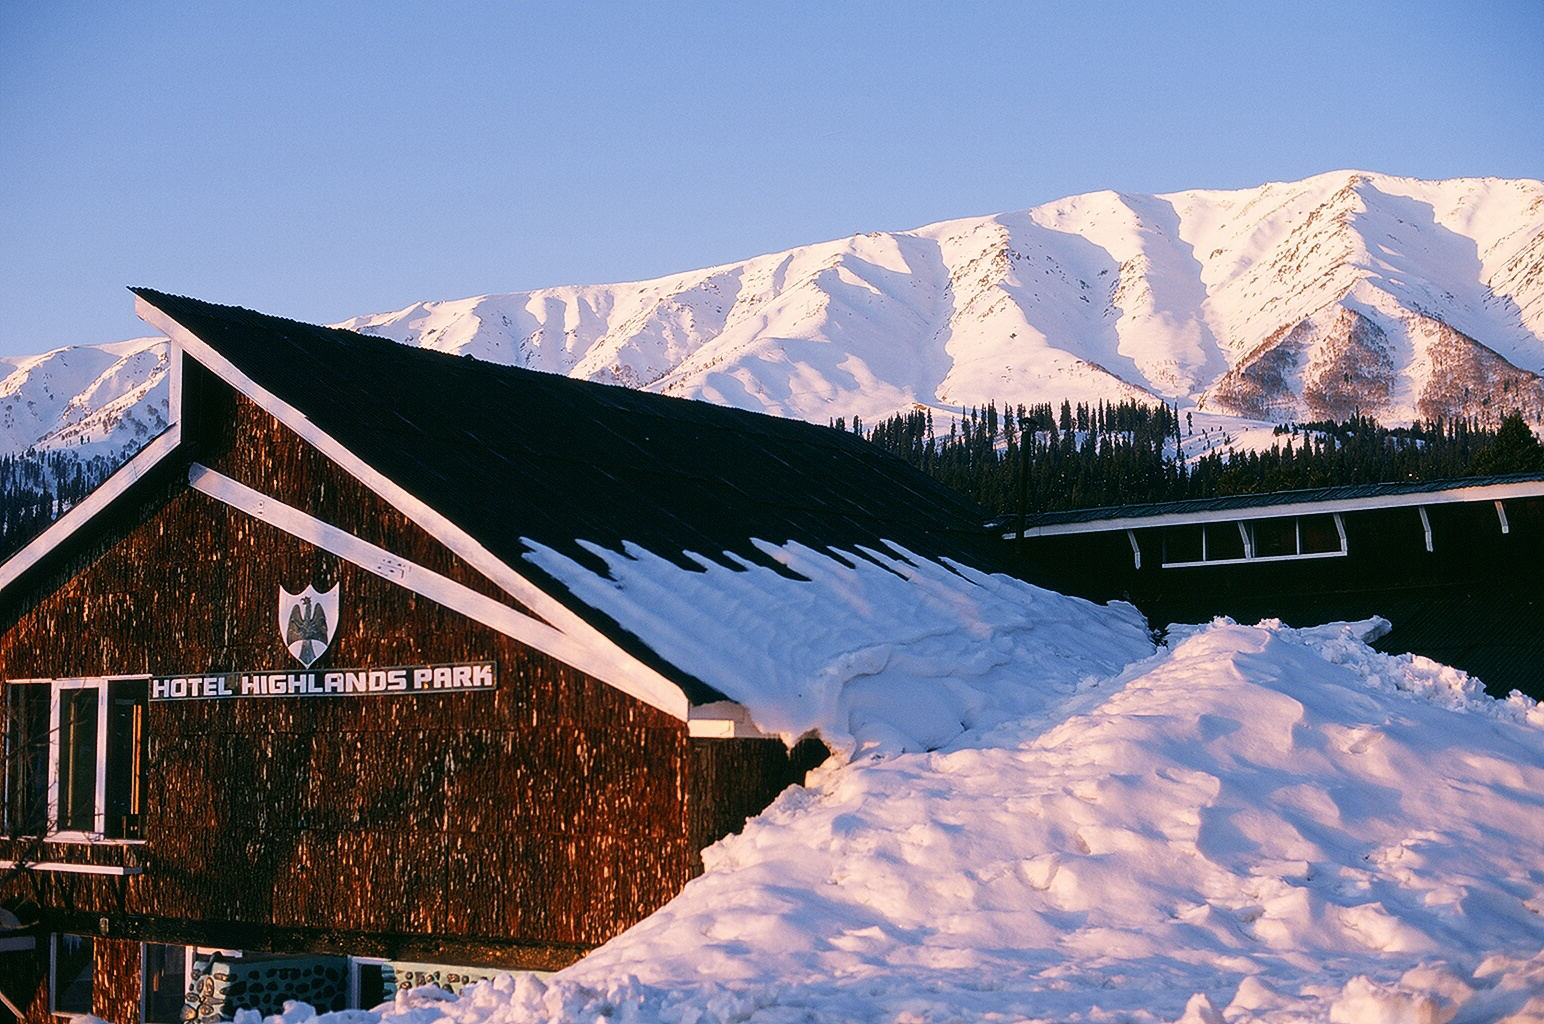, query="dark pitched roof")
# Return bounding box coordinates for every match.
[133,289,996,570]
[1003,472,1544,533]
[129,290,1004,704]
